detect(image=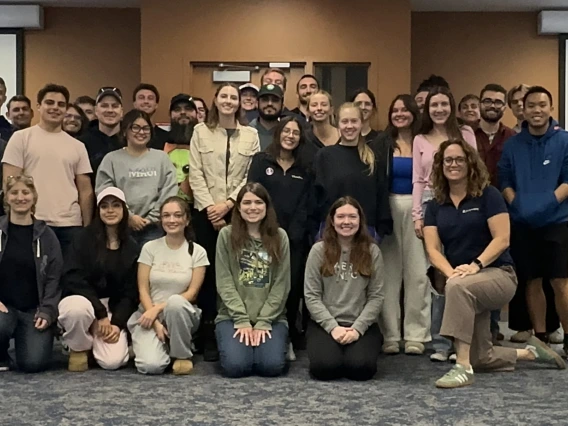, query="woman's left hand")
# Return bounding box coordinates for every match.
[103,325,121,344]
[252,329,272,346]
[449,263,480,280]
[339,329,360,345]
[34,317,48,331]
